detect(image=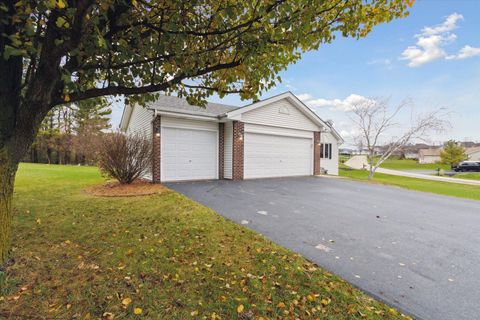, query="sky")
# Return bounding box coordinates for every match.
[110,0,480,147]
